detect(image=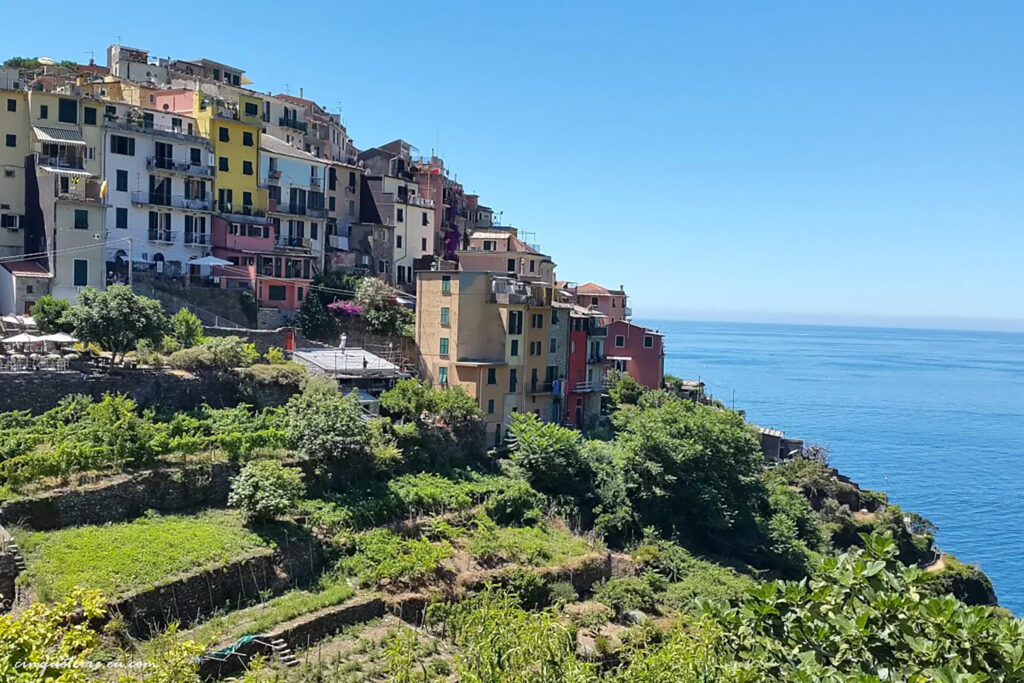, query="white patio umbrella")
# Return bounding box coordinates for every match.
[188,255,233,267]
[39,332,78,344]
[2,333,42,344]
